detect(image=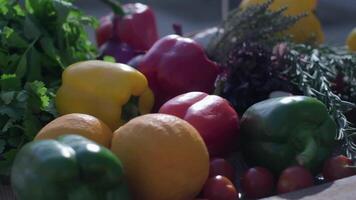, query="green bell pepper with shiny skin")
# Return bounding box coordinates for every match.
[11,135,131,200]
[241,96,337,174]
